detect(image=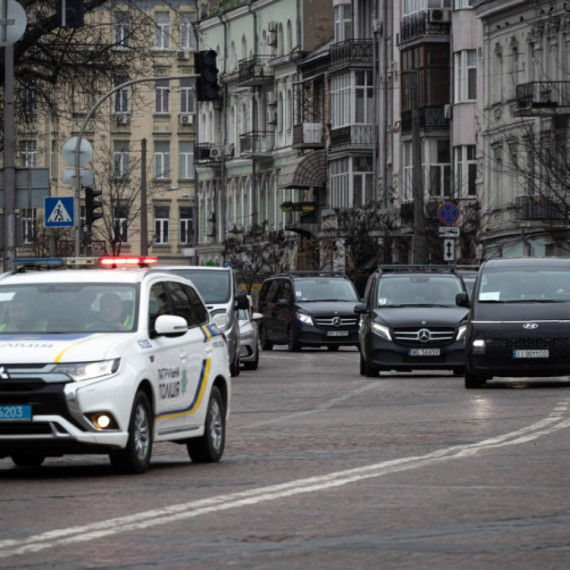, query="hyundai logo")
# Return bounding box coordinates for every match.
[418,329,431,343]
[332,316,341,327]
[523,322,539,330]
